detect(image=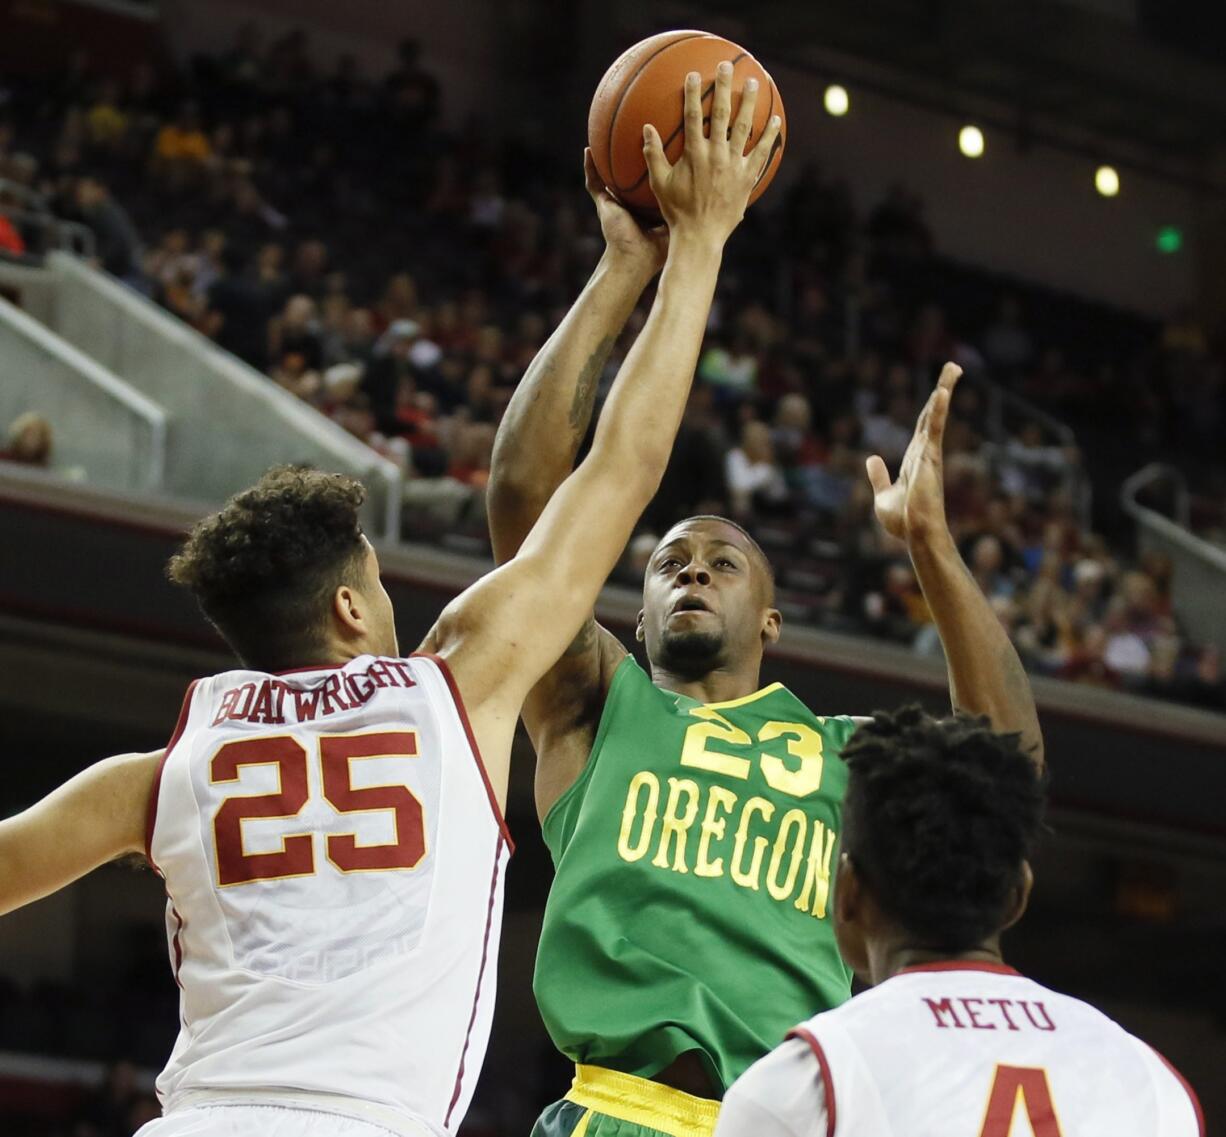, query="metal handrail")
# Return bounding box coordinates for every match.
[1121,463,1195,534]
[0,205,97,259]
[962,369,1091,527]
[0,177,48,212]
[0,295,168,491]
[49,251,403,540]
